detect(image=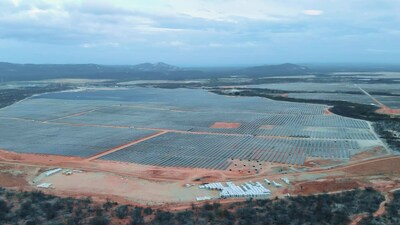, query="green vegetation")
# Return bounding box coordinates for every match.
[361,190,400,225]
[374,121,400,150]
[0,85,71,109]
[0,187,384,225]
